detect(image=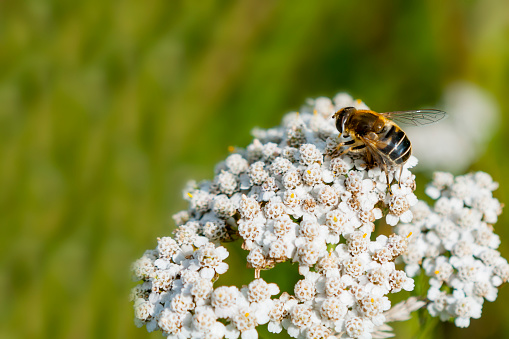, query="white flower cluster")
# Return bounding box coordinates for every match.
[395,171,507,328]
[130,92,506,339]
[131,236,231,336]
